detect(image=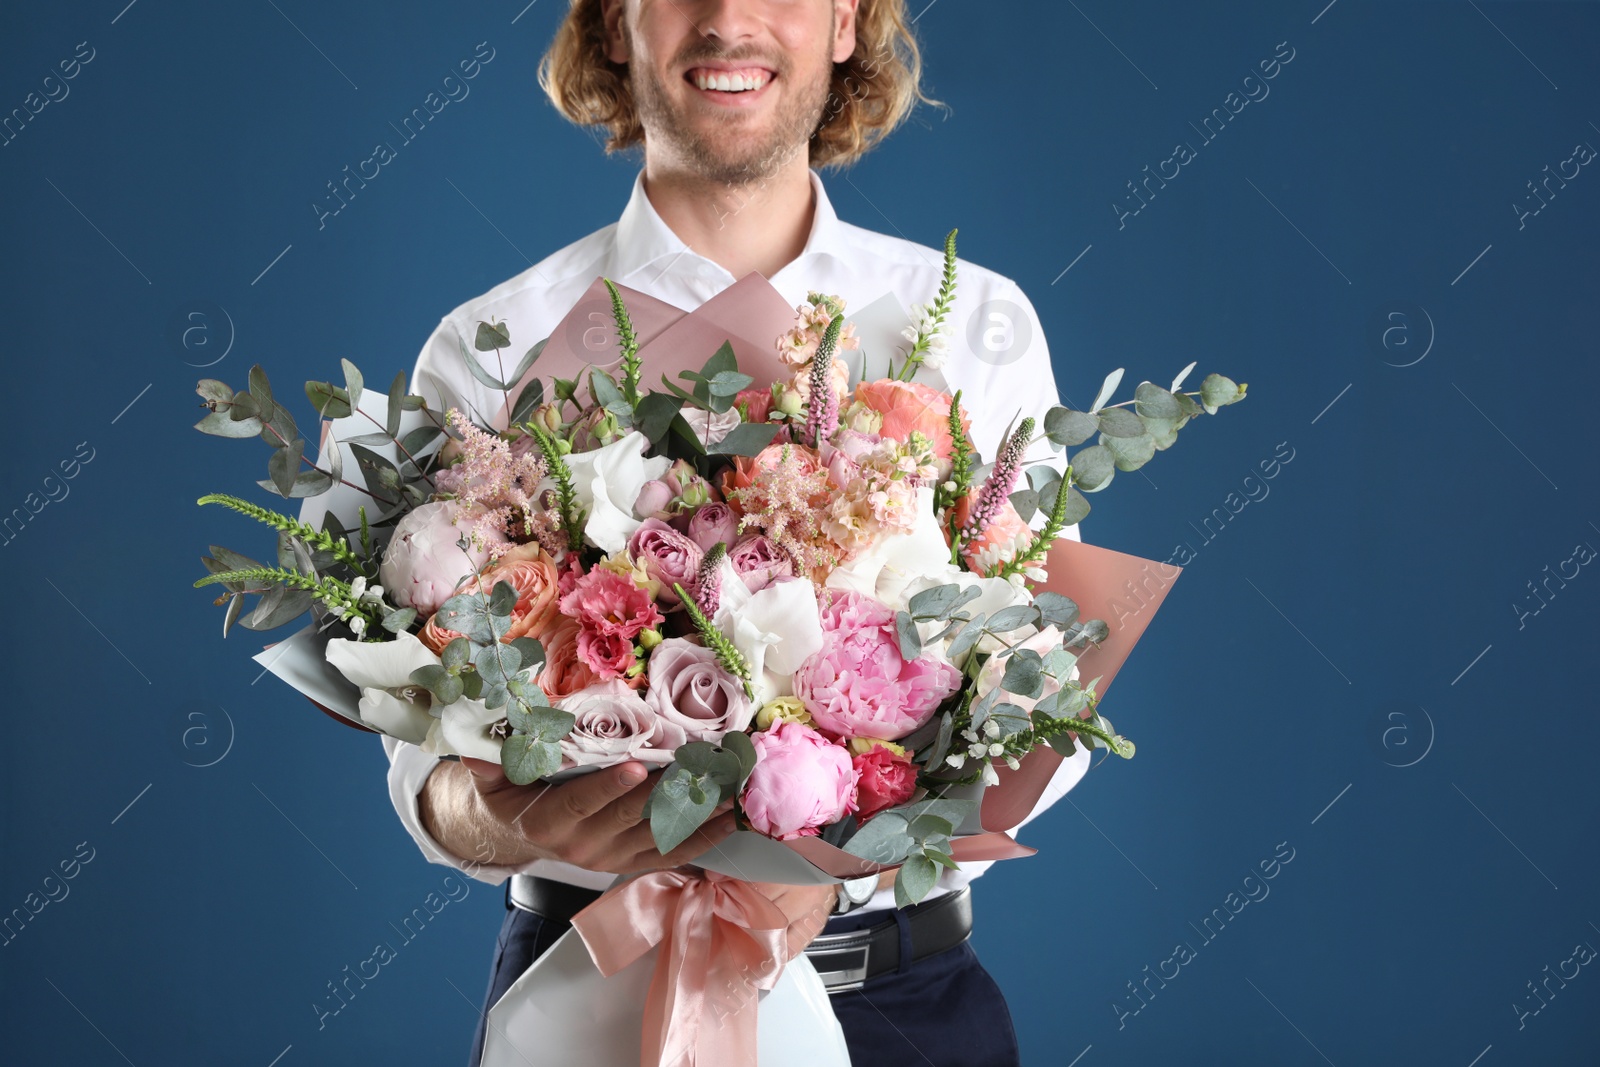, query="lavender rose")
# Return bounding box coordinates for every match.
[554,680,688,769]
[686,502,739,551]
[627,518,703,608]
[644,637,755,742]
[729,535,794,593]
